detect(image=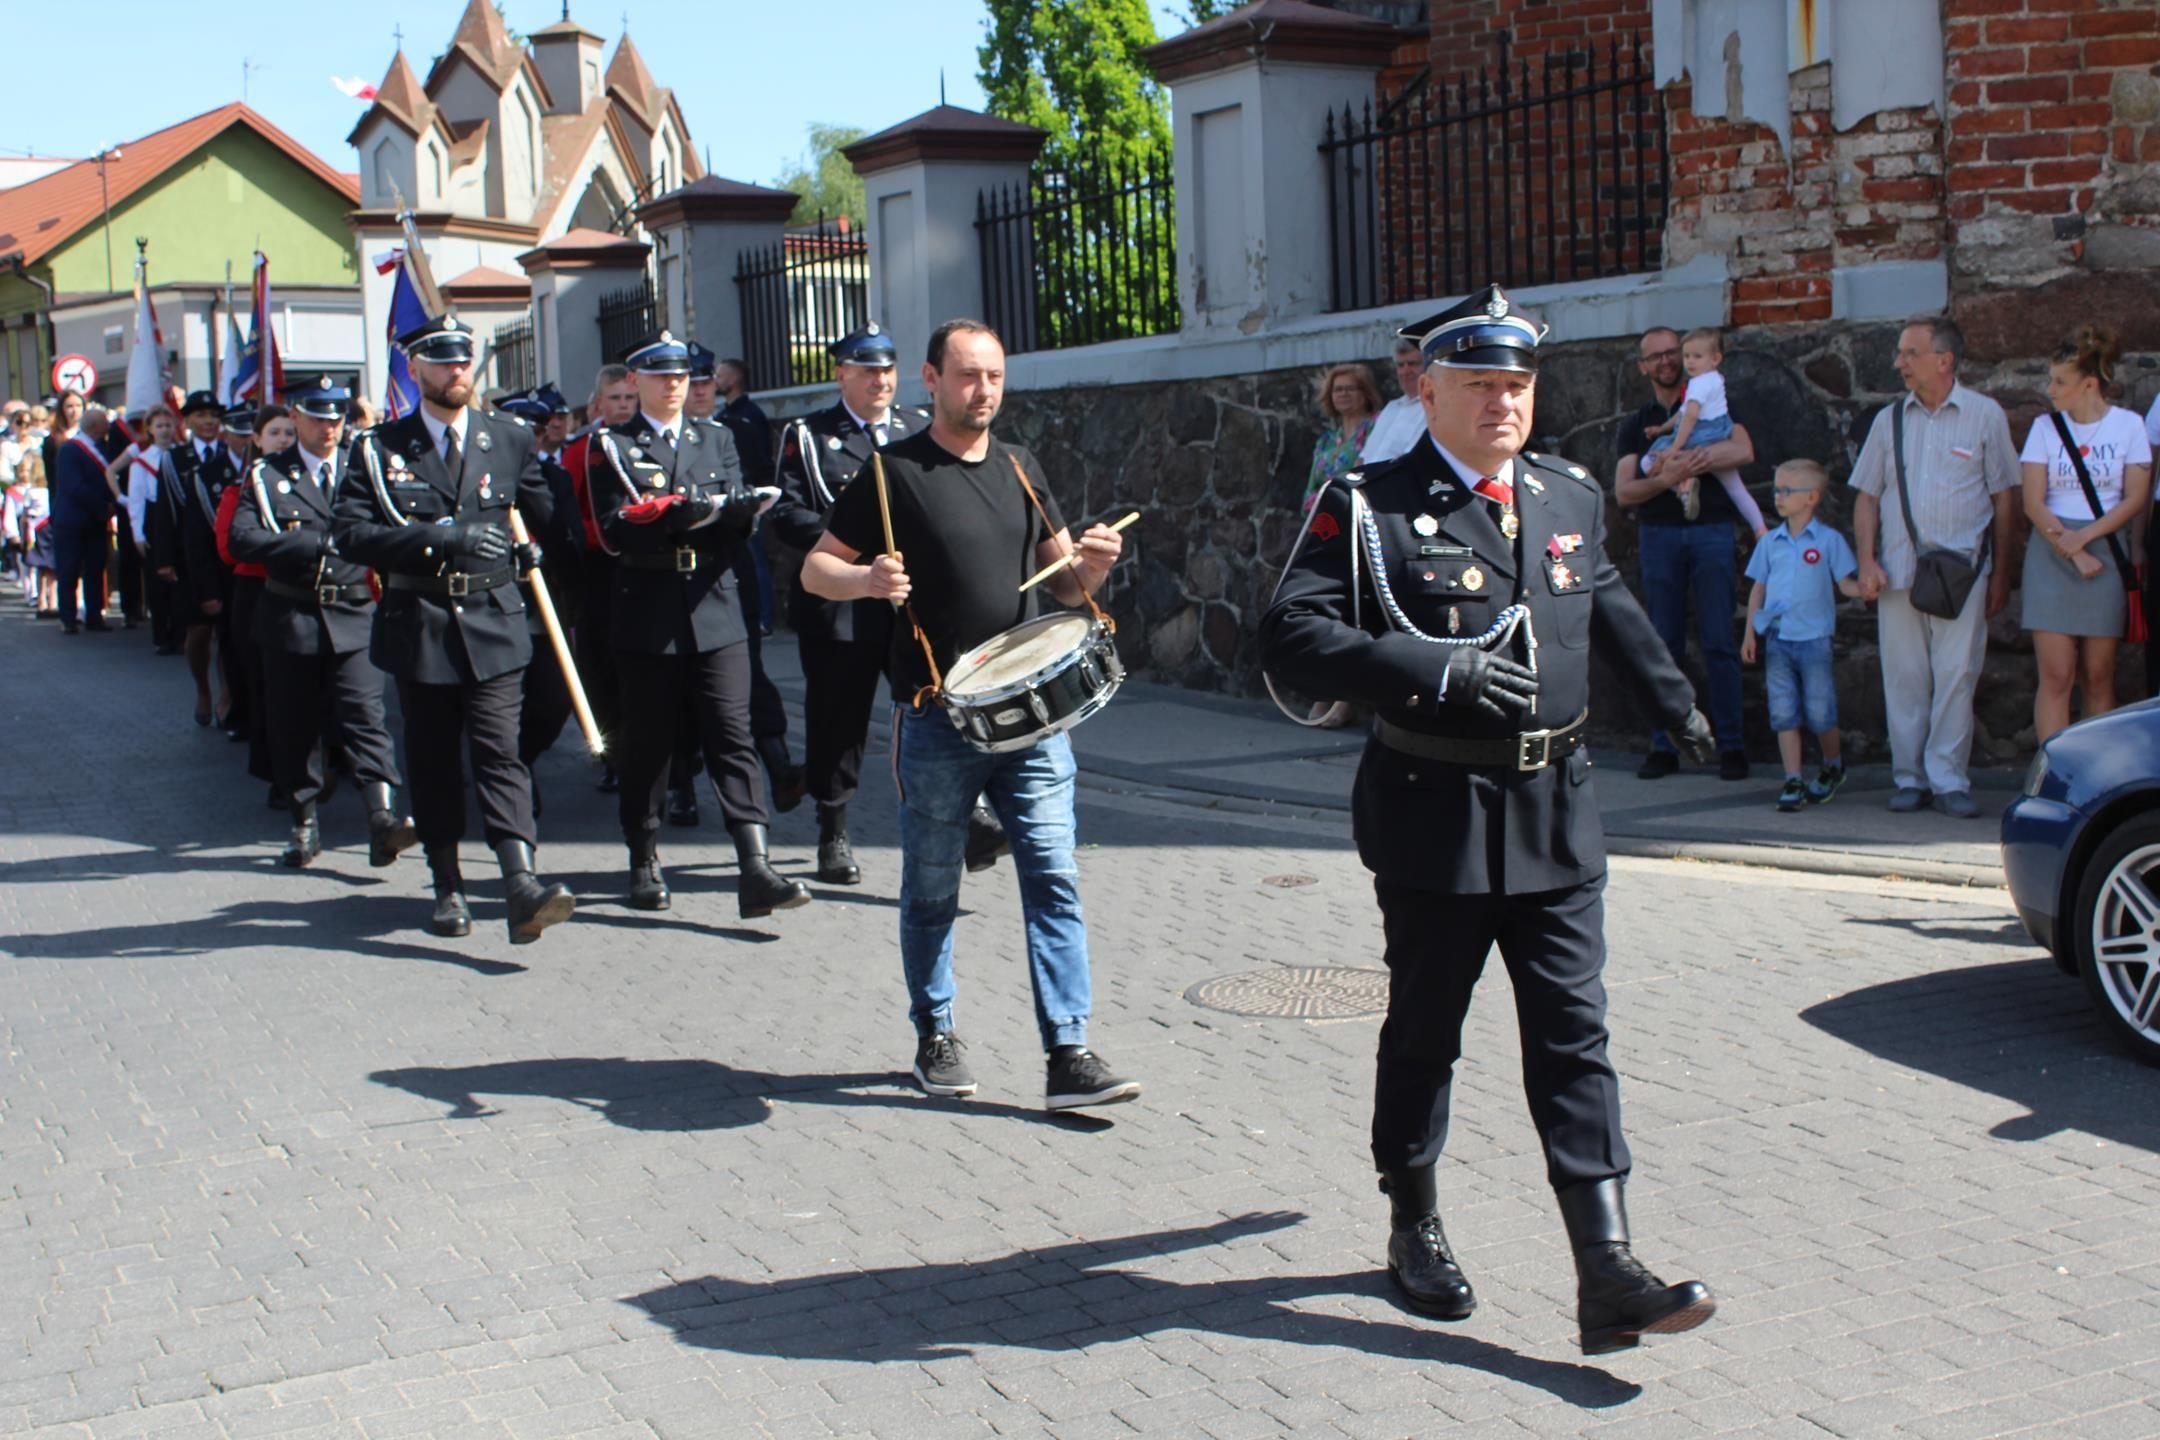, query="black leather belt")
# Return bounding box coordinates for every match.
[618,545,711,573]
[1374,709,1589,772]
[384,567,515,597]
[264,577,372,607]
